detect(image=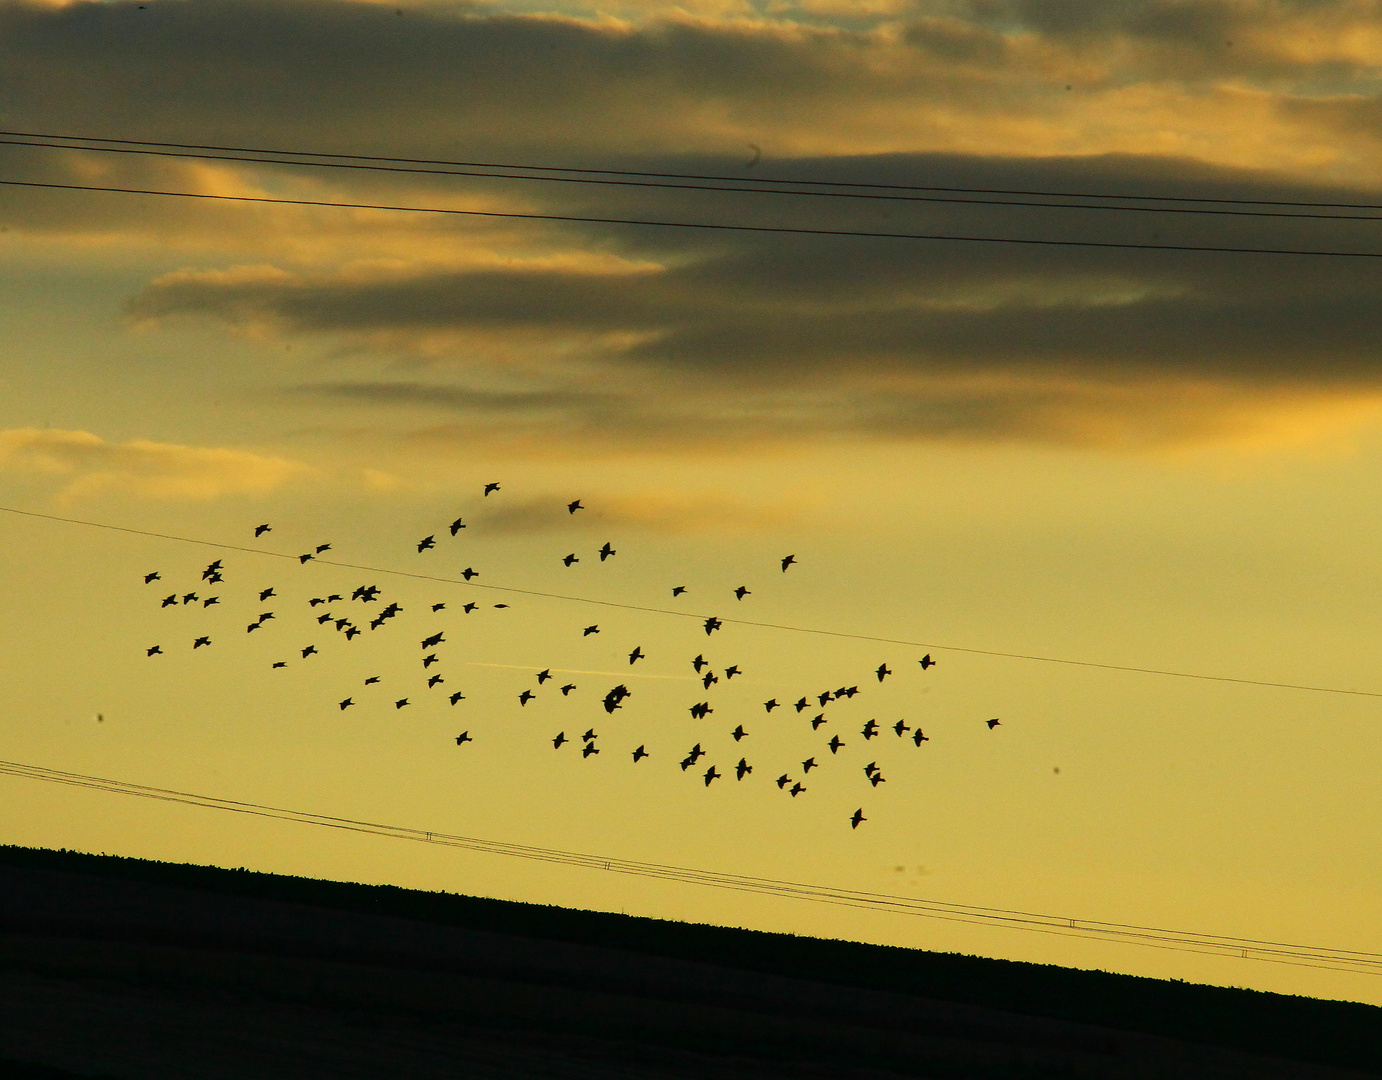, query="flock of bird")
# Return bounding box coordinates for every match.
[138,483,1001,829]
